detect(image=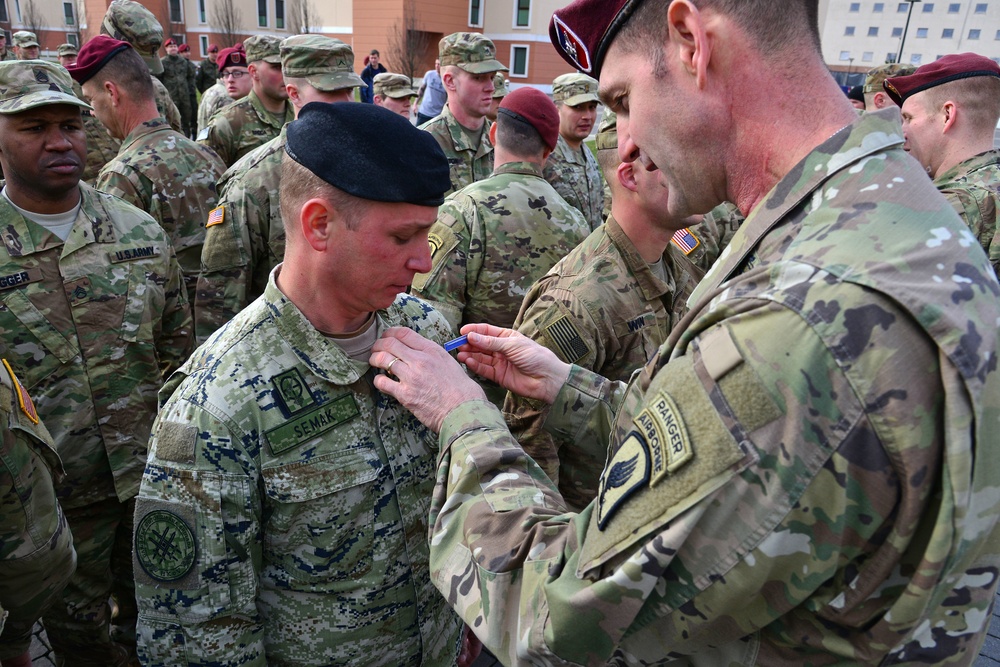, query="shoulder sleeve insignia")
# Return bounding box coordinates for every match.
[2,358,38,424]
[597,432,651,530]
[635,392,694,488]
[542,314,590,364]
[135,508,197,582]
[671,228,701,255]
[206,206,226,228]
